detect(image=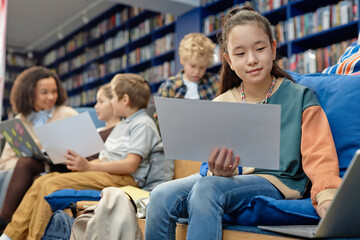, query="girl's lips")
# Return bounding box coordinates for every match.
[247,68,262,74]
